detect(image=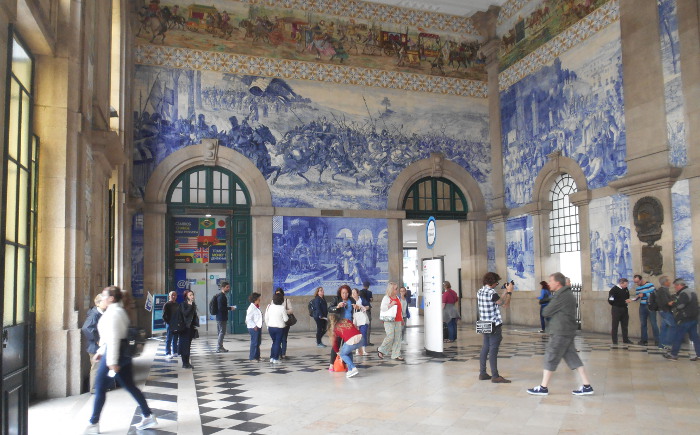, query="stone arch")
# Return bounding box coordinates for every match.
[144,140,272,206]
[387,152,486,217]
[531,152,588,207]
